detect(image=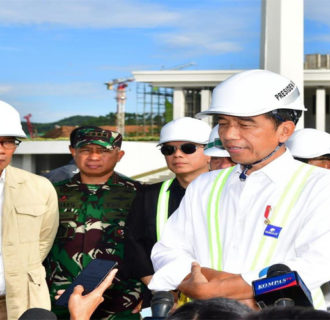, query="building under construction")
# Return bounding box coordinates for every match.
[104,78,173,137]
[135,83,173,137]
